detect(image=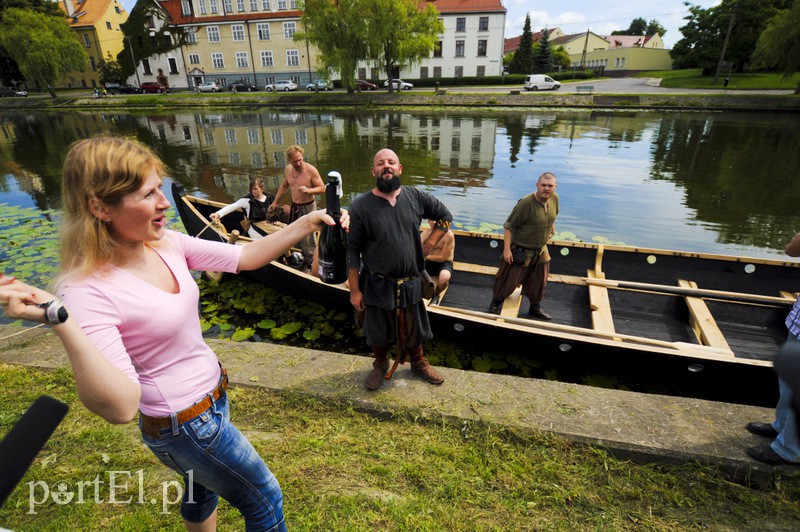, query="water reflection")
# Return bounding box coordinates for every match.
[1,108,799,258]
